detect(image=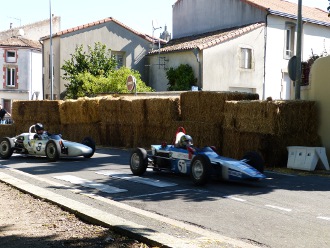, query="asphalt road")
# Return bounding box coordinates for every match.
[1,147,330,248]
